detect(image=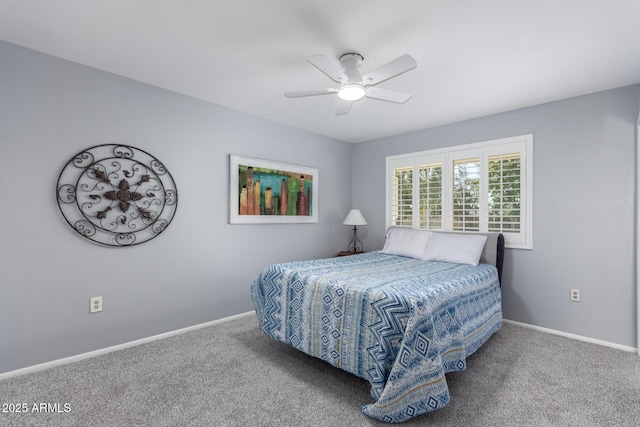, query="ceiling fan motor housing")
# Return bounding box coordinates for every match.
[339,53,364,83]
